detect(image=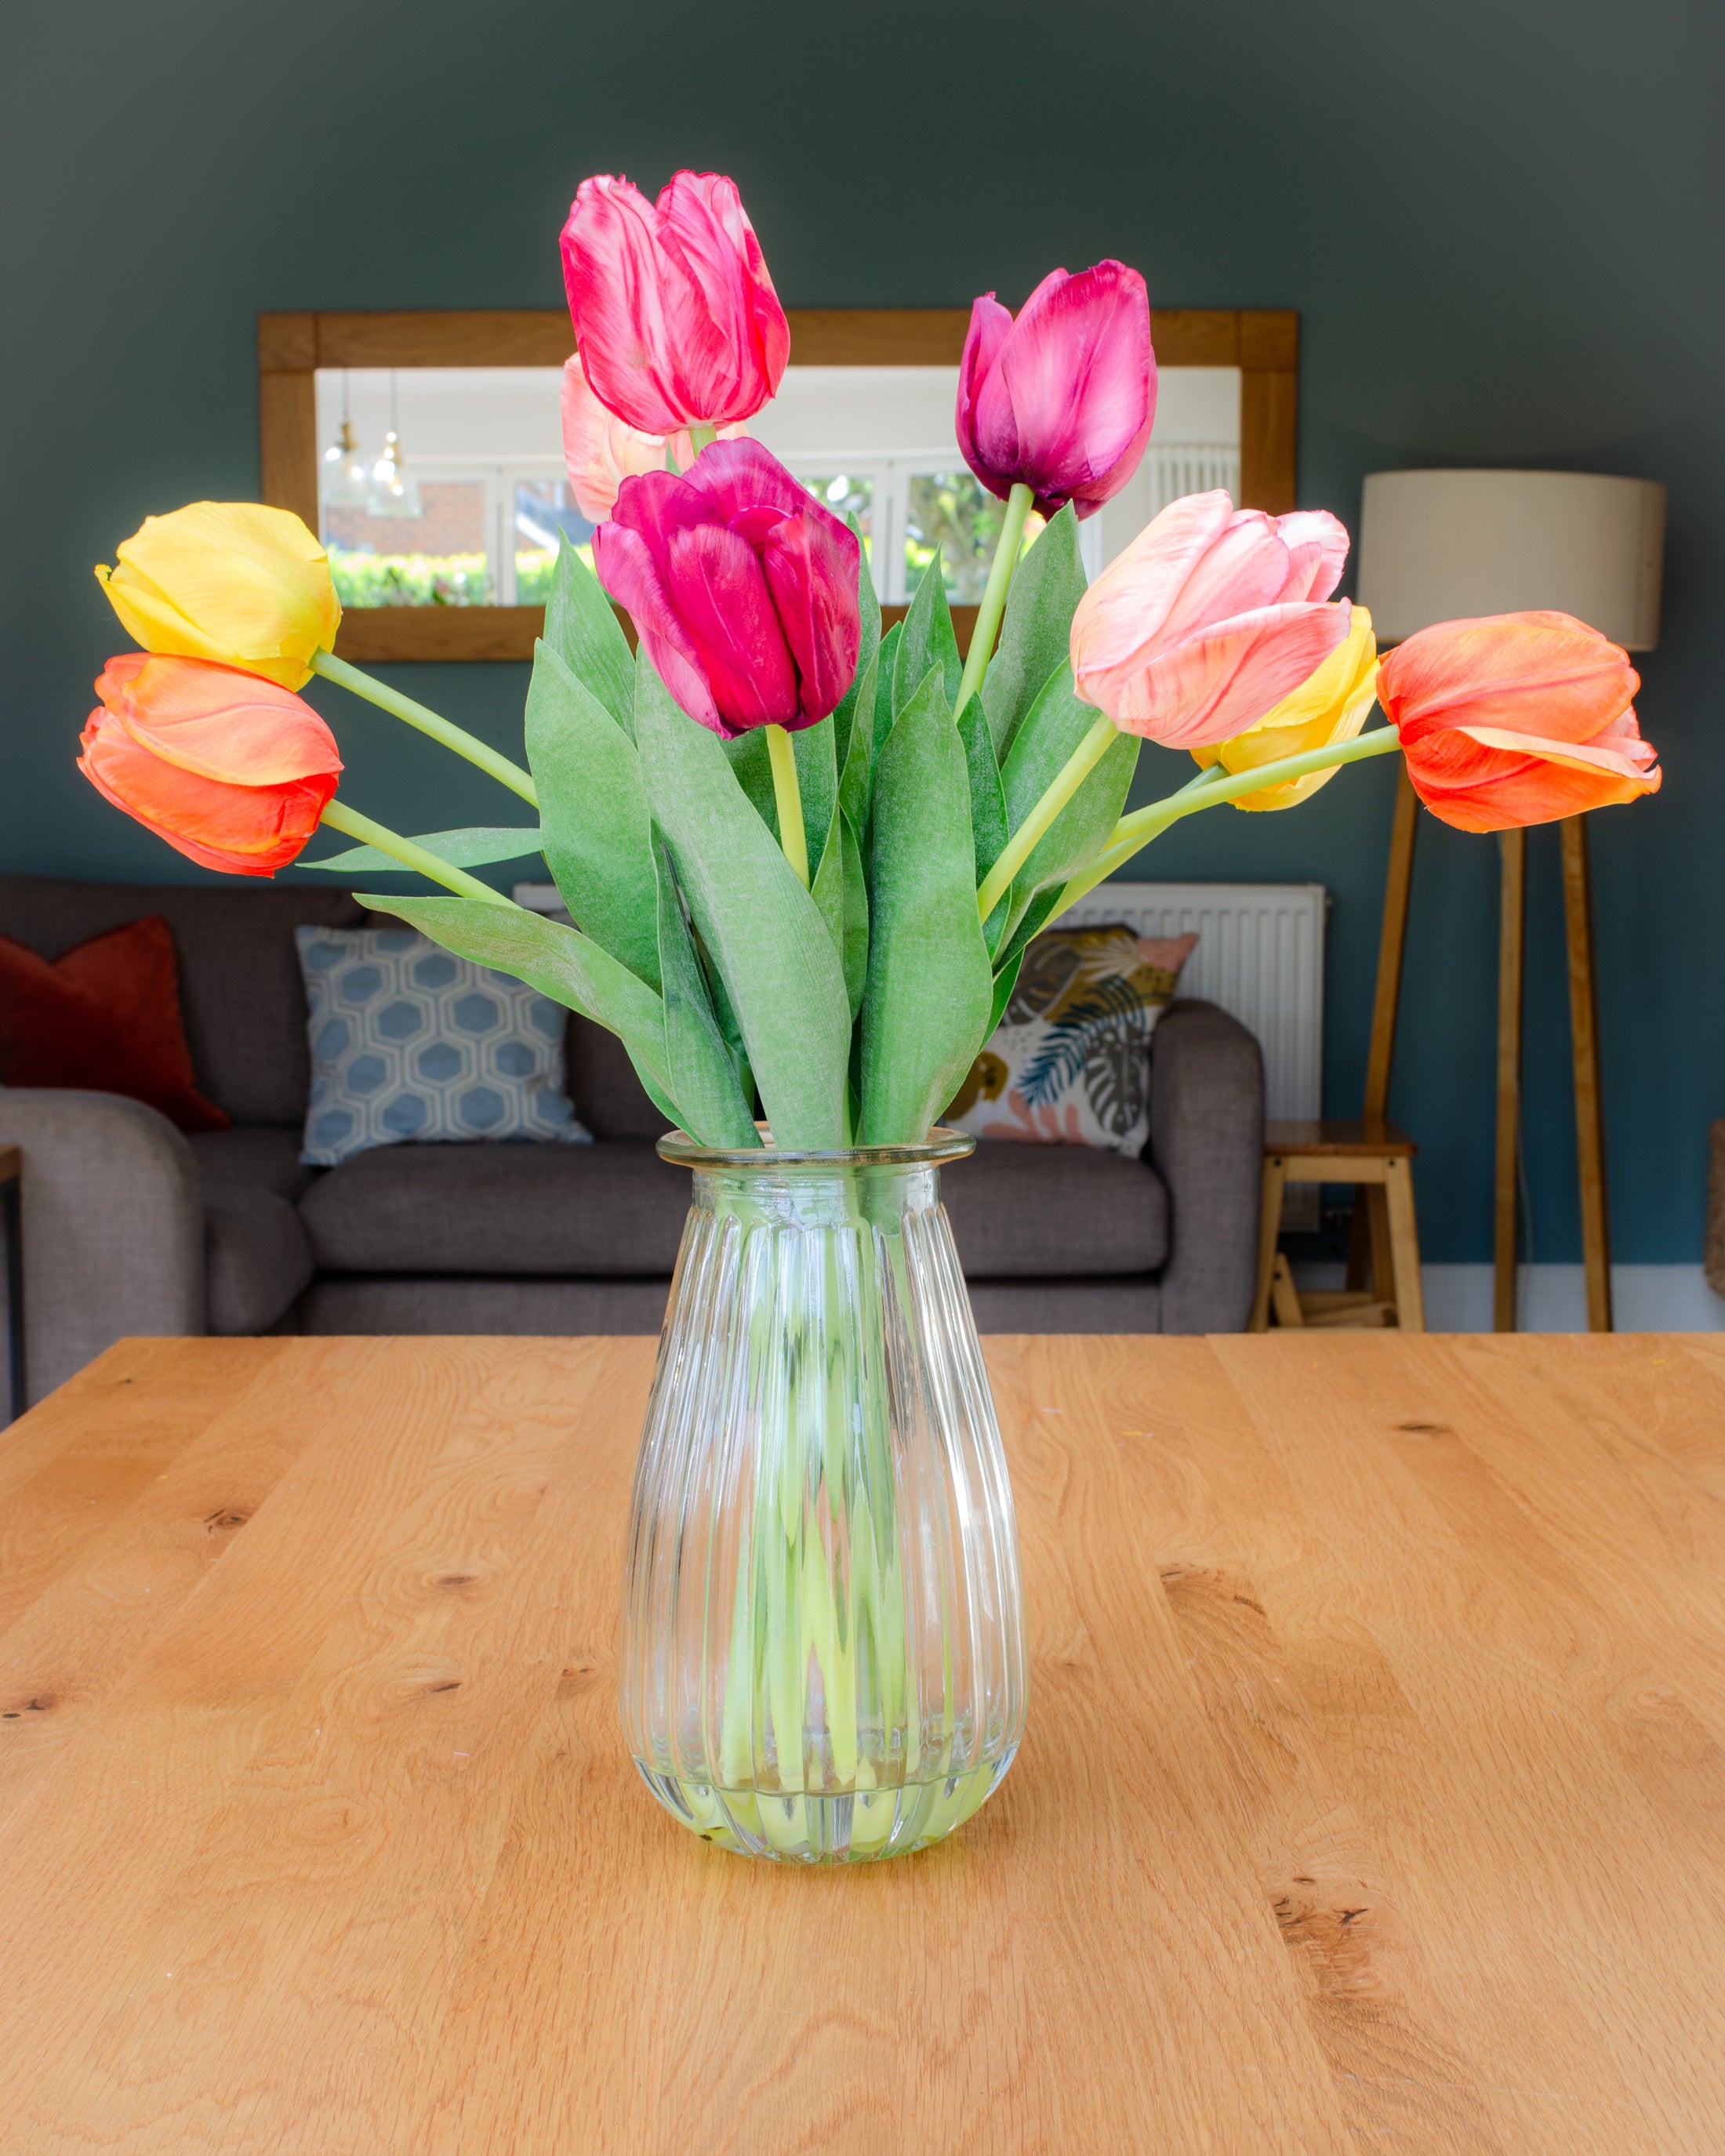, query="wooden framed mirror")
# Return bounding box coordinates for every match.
[258,307,1298,663]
